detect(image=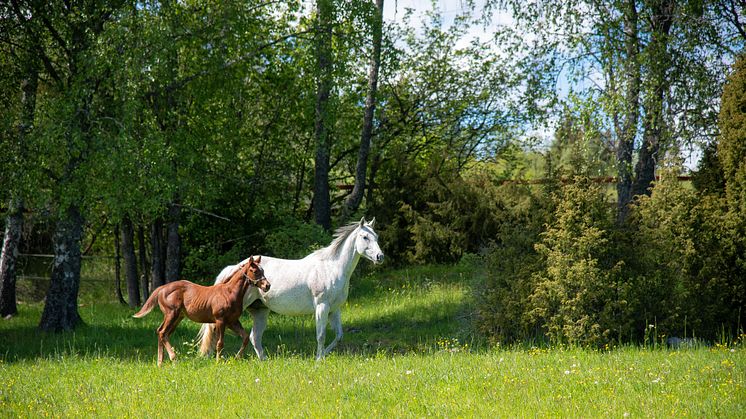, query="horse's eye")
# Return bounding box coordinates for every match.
[363,236,369,242]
